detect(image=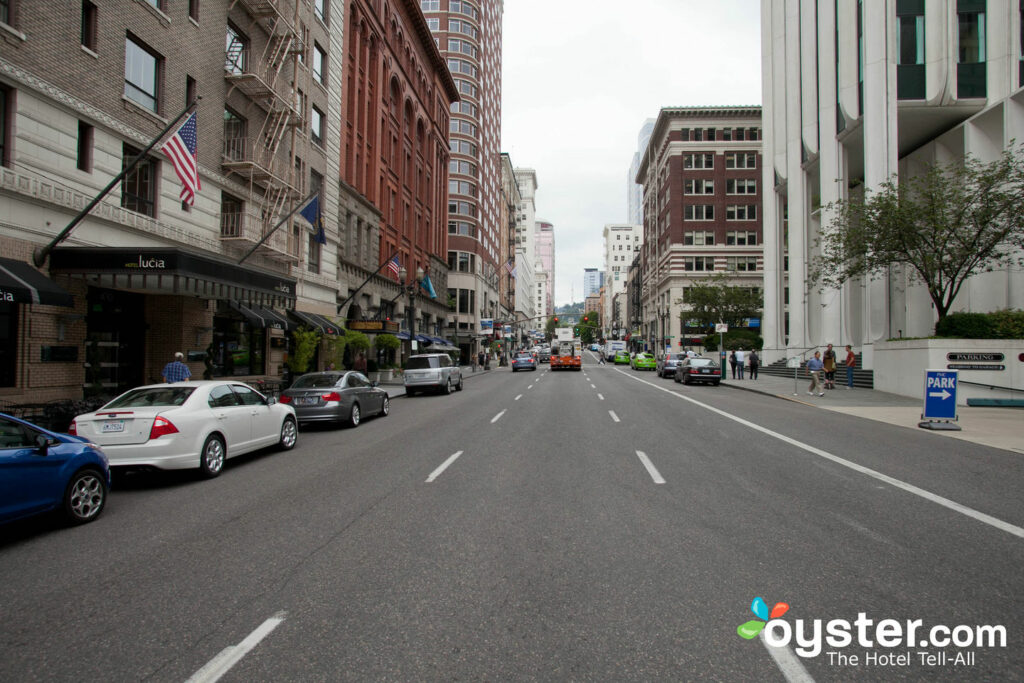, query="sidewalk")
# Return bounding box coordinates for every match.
[380,364,497,399]
[719,373,1024,454]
